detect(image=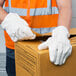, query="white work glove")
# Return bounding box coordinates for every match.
[1,13,36,42]
[38,26,72,65]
